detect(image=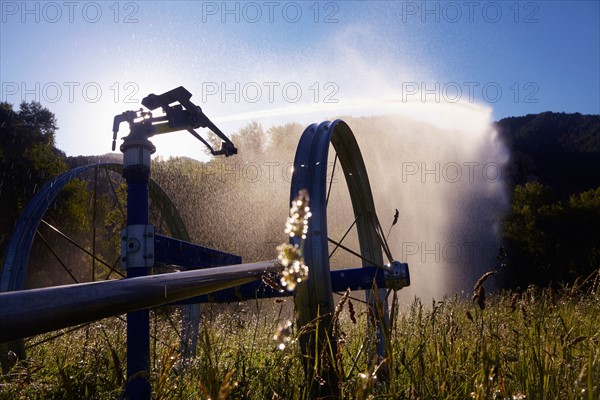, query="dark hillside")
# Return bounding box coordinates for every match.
[495,112,600,197]
[496,112,600,288]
